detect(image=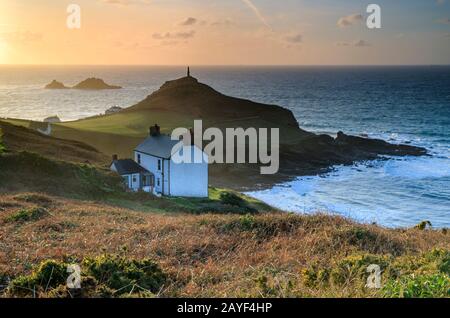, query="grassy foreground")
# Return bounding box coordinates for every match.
[0,193,448,298]
[0,121,448,298]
